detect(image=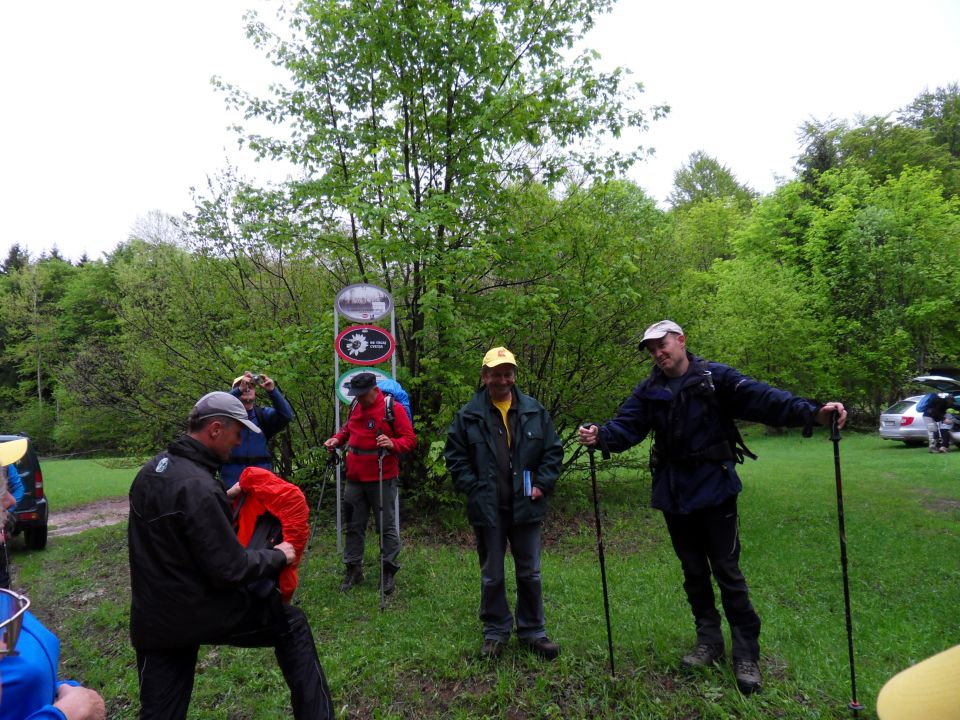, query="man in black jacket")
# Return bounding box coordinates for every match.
[128,391,333,720]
